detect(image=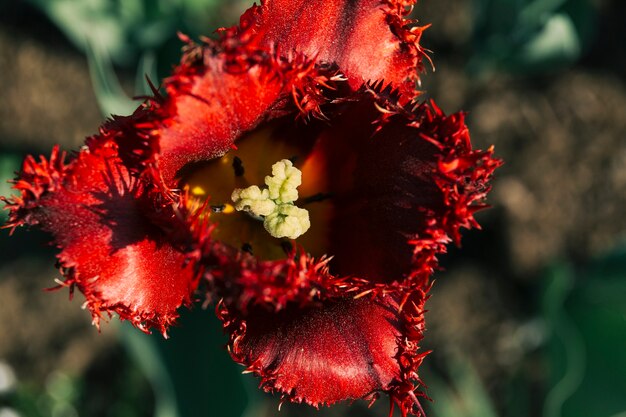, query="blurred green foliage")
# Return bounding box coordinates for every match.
[26,0,228,66]
[0,310,252,417]
[26,0,250,116]
[545,245,626,417]
[0,152,22,221]
[425,245,626,417]
[2,355,154,417]
[470,0,597,74]
[121,309,253,417]
[422,359,499,417]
